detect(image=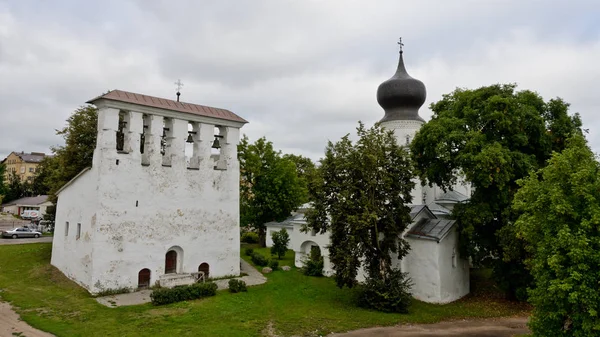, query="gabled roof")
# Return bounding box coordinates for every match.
[436,190,469,203]
[410,205,436,220]
[2,152,47,164]
[87,90,248,124]
[1,195,49,207]
[407,218,456,242]
[426,202,451,216]
[56,167,91,196]
[265,213,307,228]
